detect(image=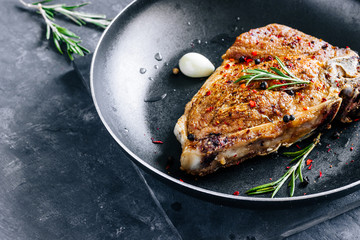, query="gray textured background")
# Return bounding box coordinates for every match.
[0,0,359,239]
